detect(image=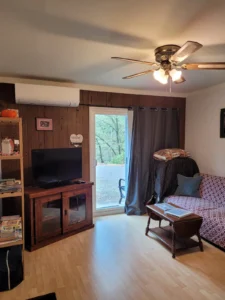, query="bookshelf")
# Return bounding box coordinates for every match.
[0,191,23,199]
[0,240,23,249]
[0,117,20,124]
[0,117,24,251]
[0,154,21,160]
